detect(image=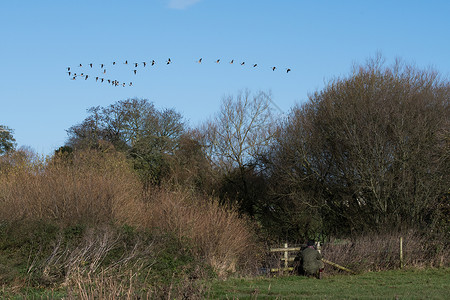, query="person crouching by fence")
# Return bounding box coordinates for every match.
[294,240,324,279]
